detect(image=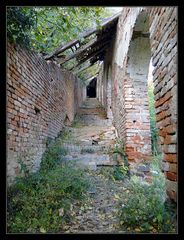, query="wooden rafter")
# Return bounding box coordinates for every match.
[78,38,111,61]
[69,43,109,71]
[58,37,97,65]
[74,61,97,75]
[44,12,120,60]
